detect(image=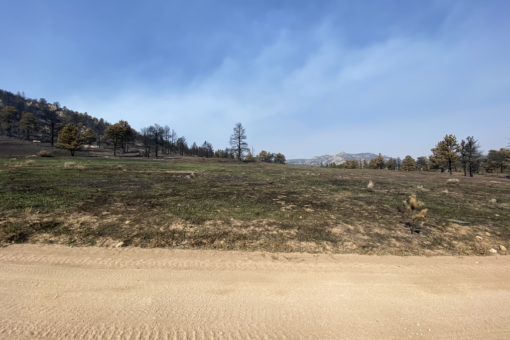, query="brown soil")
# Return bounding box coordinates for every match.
[1,244,509,339]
